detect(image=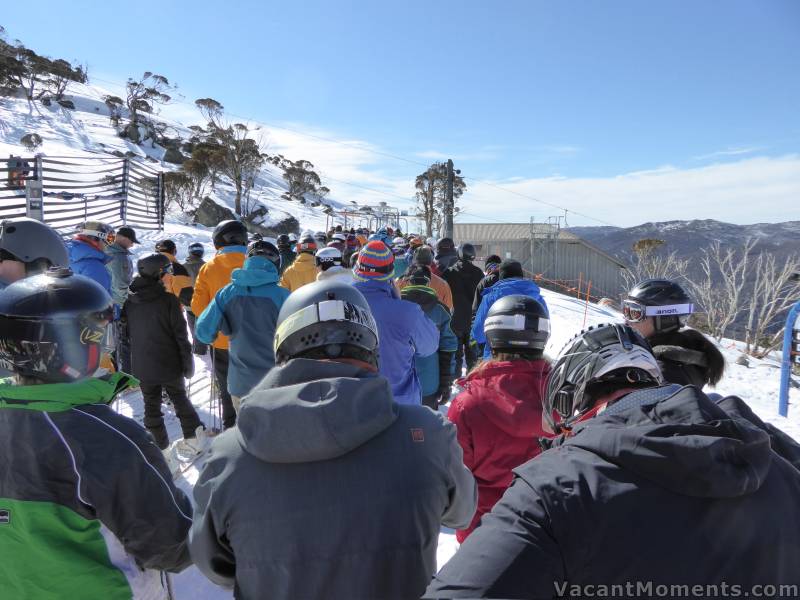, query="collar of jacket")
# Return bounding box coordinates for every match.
[106,242,130,255]
[218,245,247,256]
[354,278,399,299]
[231,255,279,287]
[0,372,138,412]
